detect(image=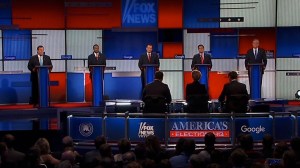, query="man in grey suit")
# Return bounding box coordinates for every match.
[191,44,212,70]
